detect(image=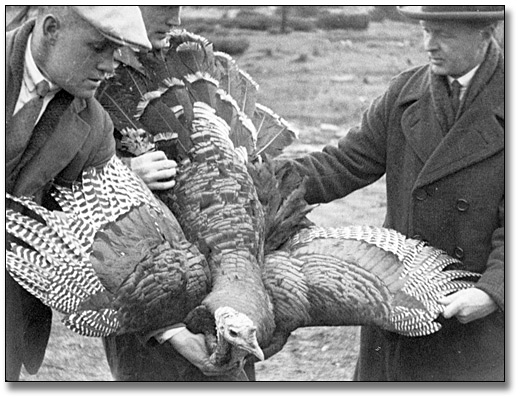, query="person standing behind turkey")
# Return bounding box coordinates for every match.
[286,6,504,381]
[98,6,253,381]
[5,6,152,381]
[104,5,180,191]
